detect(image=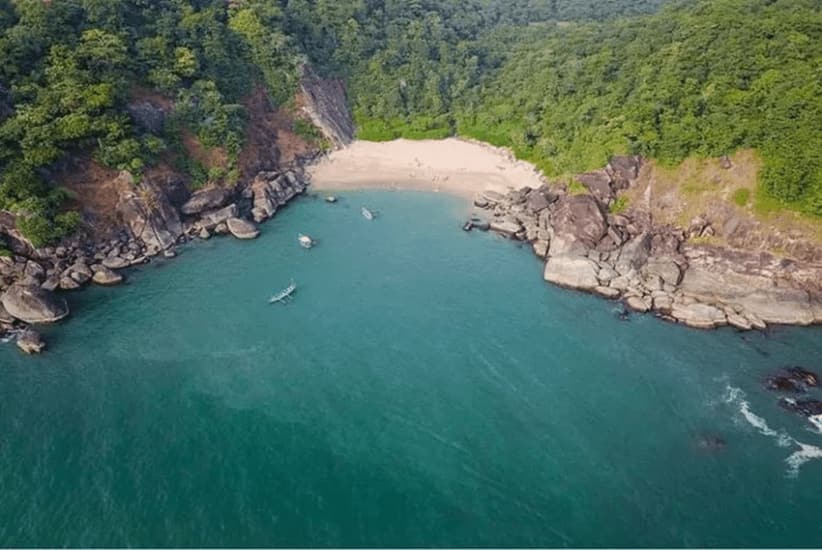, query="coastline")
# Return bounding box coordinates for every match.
[307,138,546,199]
